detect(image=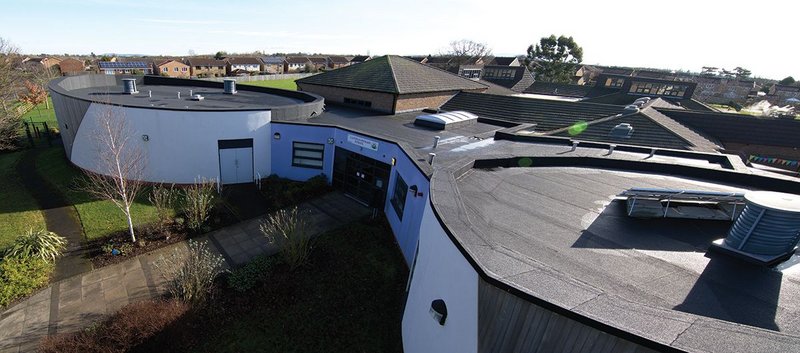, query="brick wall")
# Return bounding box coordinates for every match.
[395,91,462,113]
[156,61,190,78]
[298,83,396,113]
